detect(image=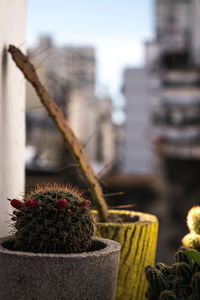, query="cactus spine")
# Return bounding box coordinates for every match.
[10,183,95,254]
